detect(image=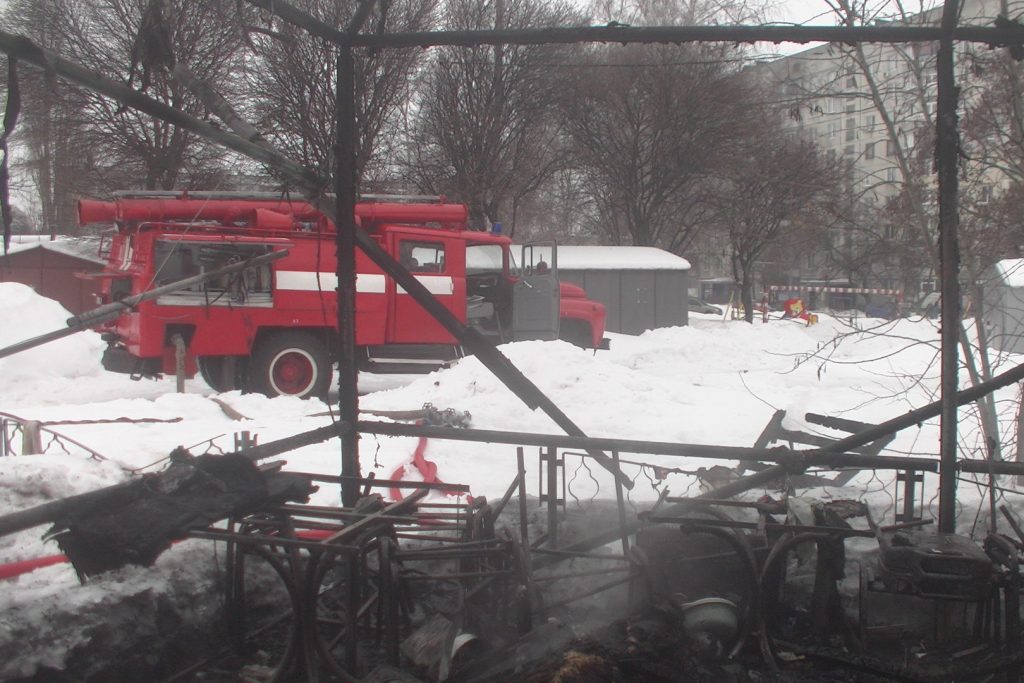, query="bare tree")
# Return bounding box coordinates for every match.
[4,0,97,236]
[402,0,581,233]
[243,0,437,187]
[713,130,837,321]
[560,40,760,253]
[52,0,248,191]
